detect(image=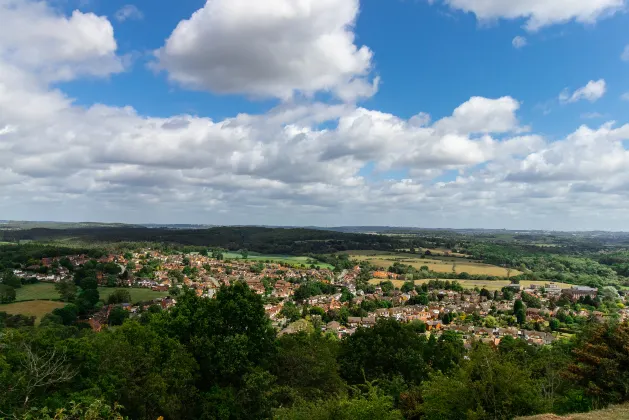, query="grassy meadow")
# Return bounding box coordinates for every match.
[11,283,169,304]
[223,252,334,269]
[0,300,65,323]
[346,250,520,278]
